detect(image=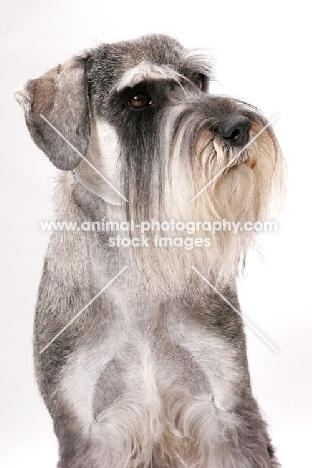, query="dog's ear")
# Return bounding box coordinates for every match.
[14,57,90,170]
